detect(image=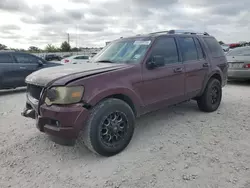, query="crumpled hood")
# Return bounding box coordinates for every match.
[25,63,128,87]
